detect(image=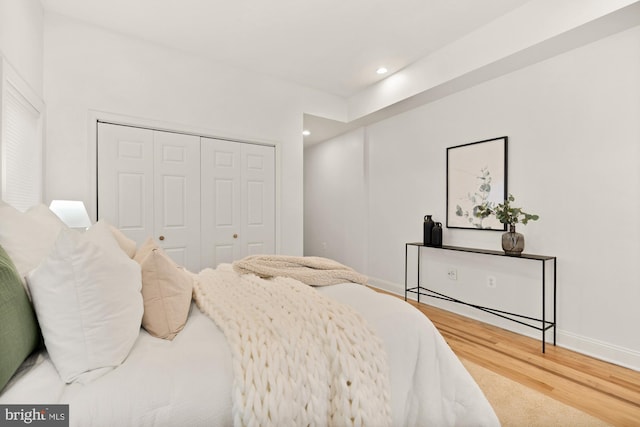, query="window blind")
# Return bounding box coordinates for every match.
[1,72,43,211]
